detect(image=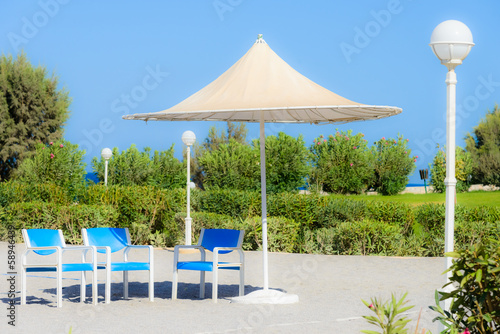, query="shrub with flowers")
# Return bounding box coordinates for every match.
[370,135,417,196]
[310,130,373,194]
[13,139,86,193]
